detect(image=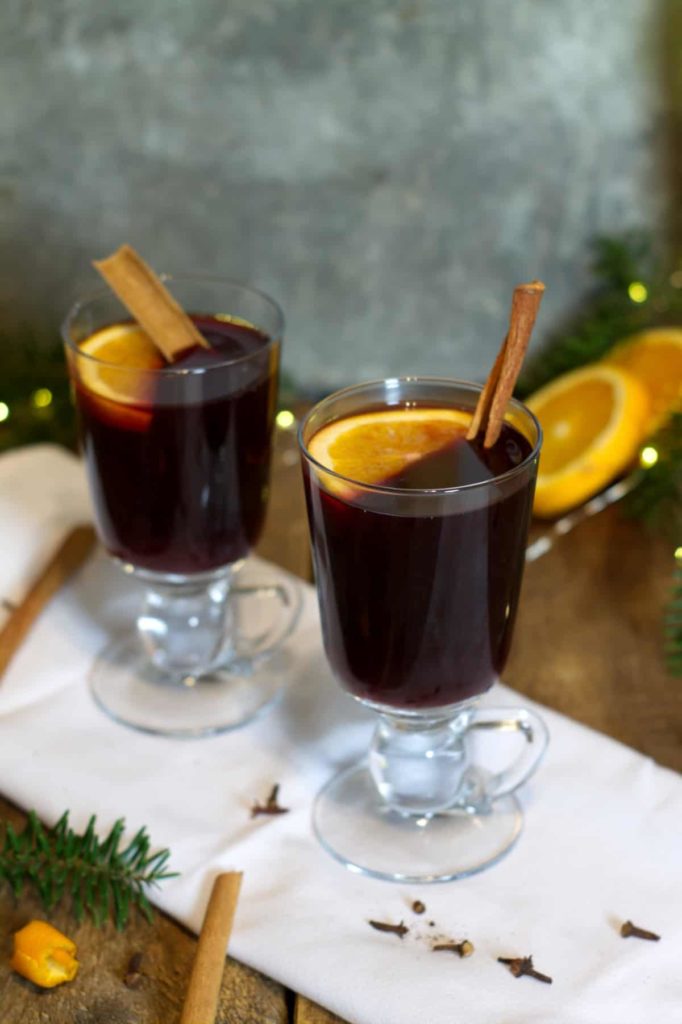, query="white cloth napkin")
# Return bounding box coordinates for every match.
[0,445,680,1024]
